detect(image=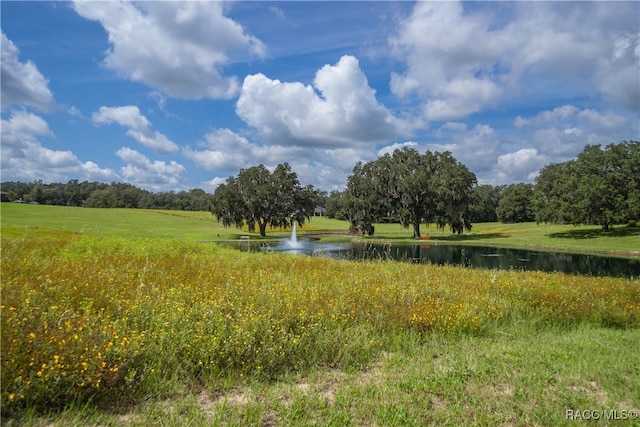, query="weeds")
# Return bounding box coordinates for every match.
[2,235,639,417]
